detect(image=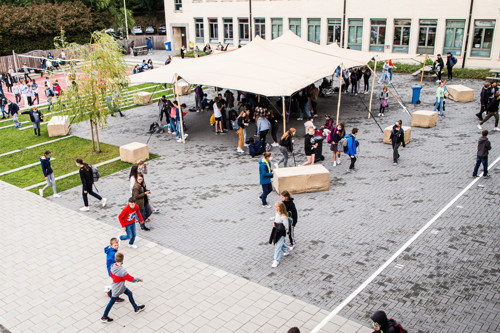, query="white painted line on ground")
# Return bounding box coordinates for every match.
[0,158,56,176]
[310,155,500,333]
[24,157,121,190]
[0,135,74,158]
